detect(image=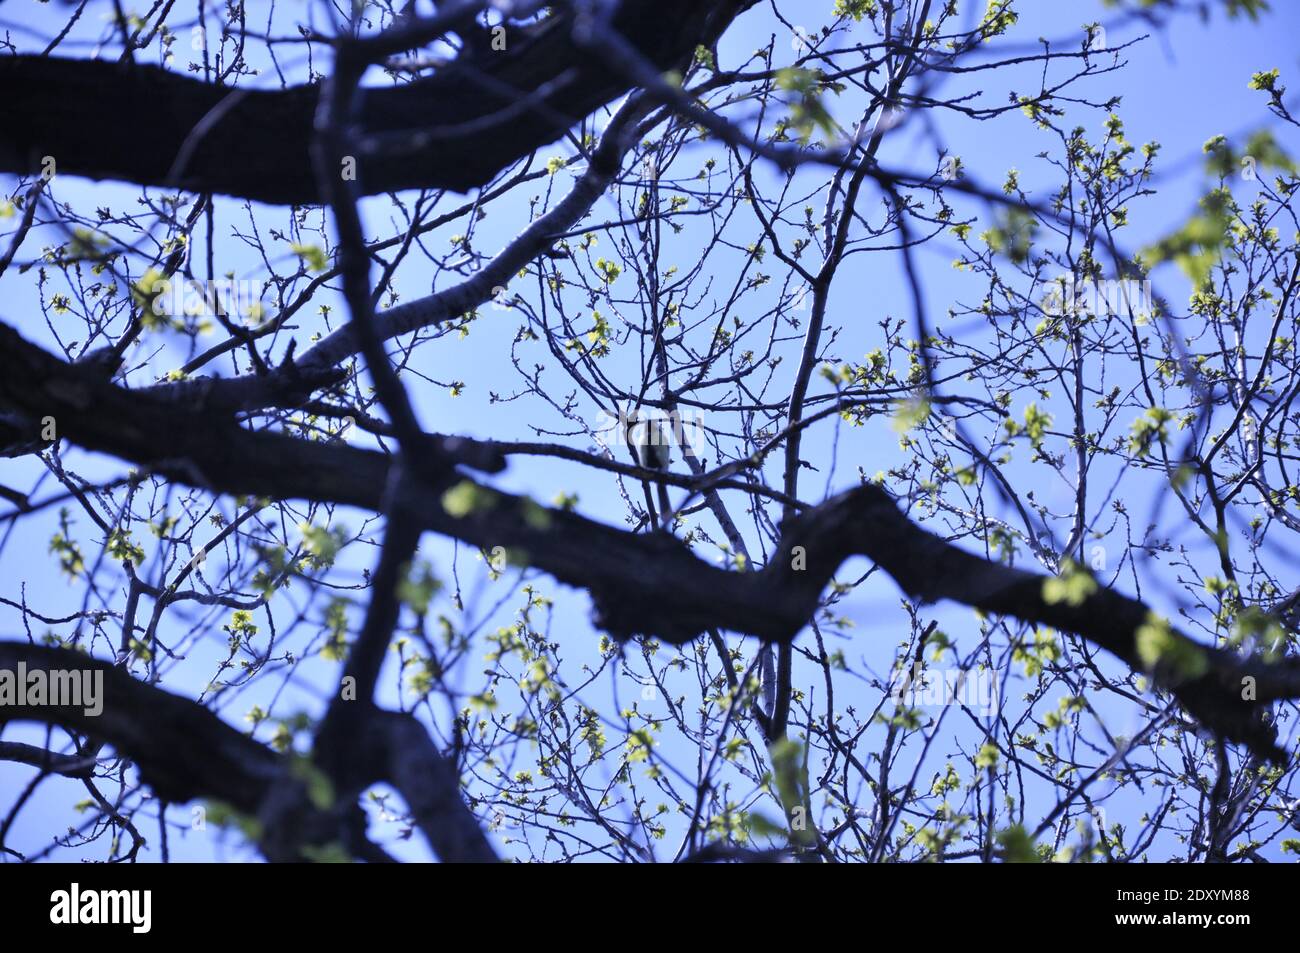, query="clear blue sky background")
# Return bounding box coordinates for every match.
[2,0,1299,861]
